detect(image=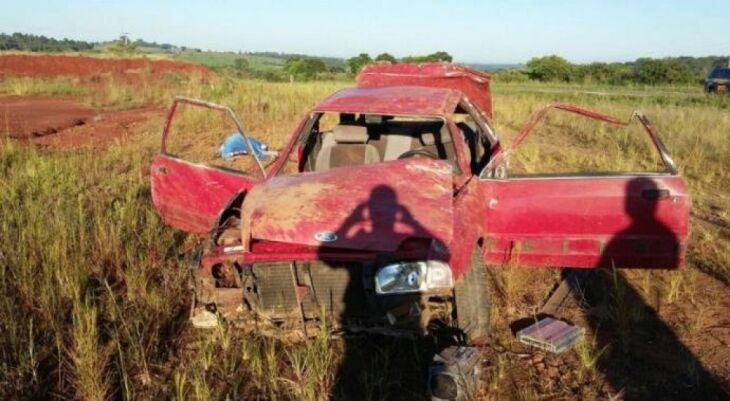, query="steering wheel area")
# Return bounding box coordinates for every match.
[397,148,439,160]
